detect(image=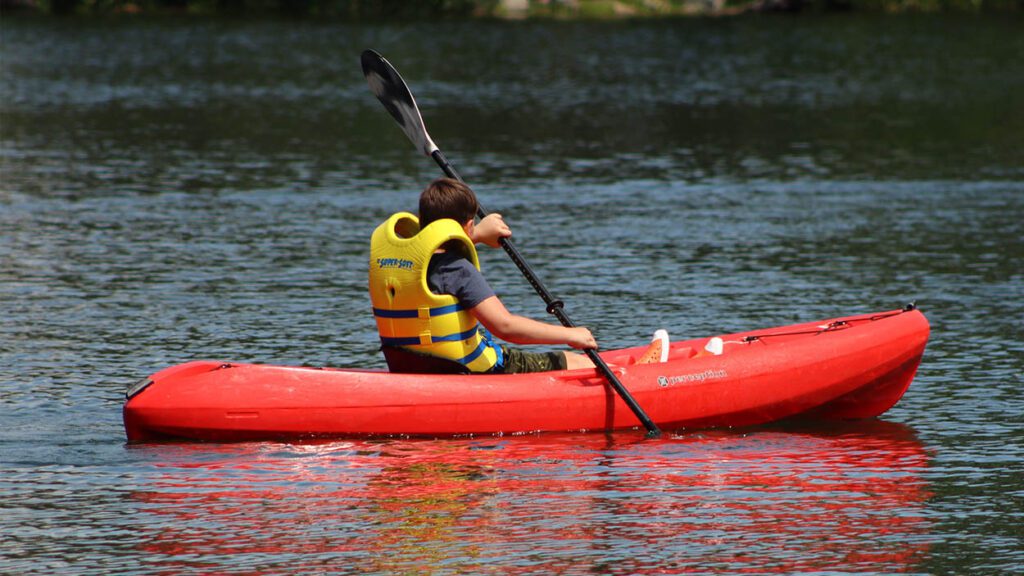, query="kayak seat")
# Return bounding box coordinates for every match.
[382,345,471,375]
